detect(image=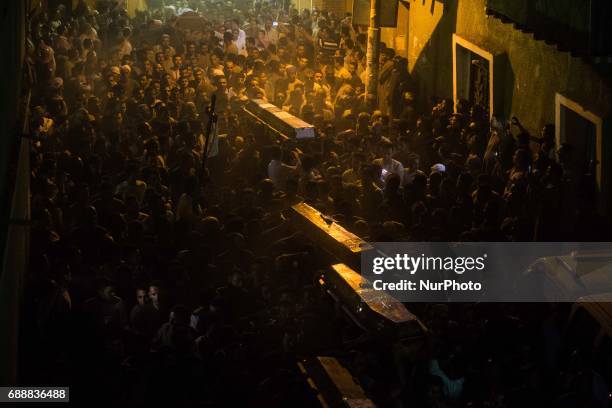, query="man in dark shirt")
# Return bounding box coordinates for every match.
[317,27,339,57]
